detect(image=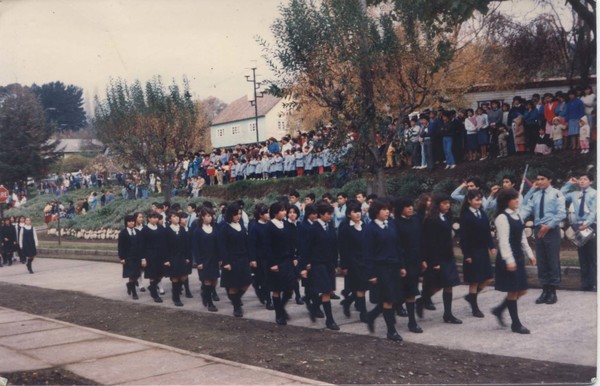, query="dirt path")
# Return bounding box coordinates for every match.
[0,283,593,385]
